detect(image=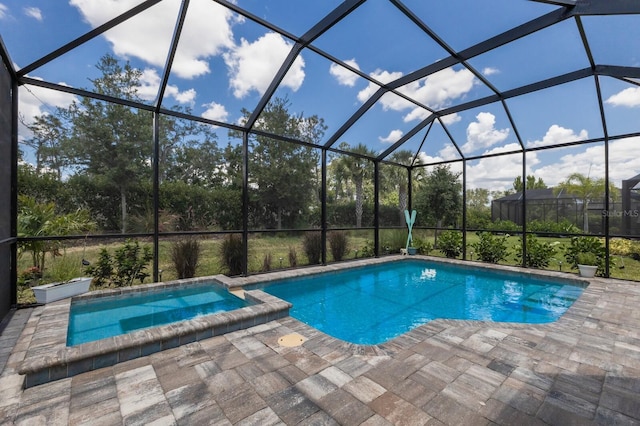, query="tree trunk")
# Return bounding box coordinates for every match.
[121,187,127,234]
[277,207,282,230]
[583,200,589,233]
[355,178,363,228]
[398,186,407,226]
[434,219,442,247]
